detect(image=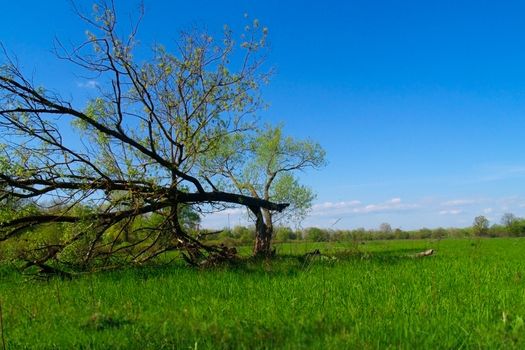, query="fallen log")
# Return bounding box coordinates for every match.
[415,249,435,258]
